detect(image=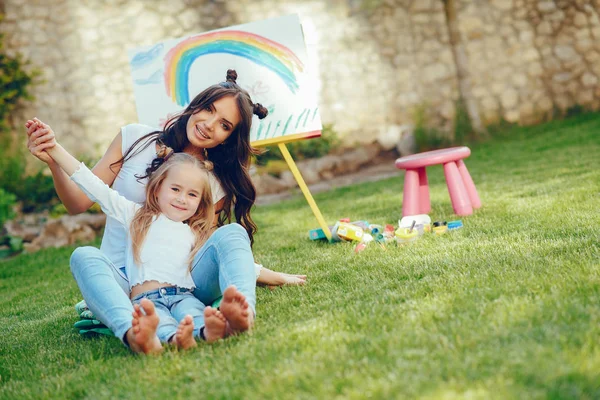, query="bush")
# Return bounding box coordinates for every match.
[453,97,473,144]
[0,16,54,212]
[0,188,16,229]
[17,170,60,213]
[412,104,453,152]
[254,124,341,166]
[0,33,36,124]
